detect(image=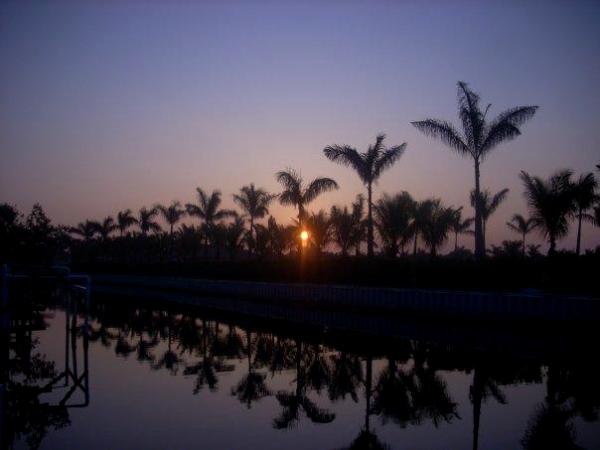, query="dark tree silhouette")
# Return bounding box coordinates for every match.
[116,209,138,237]
[571,172,598,255]
[275,168,338,227]
[233,183,275,251]
[138,207,161,236]
[506,214,536,255]
[157,201,186,237]
[470,188,509,246]
[324,134,407,257]
[450,207,474,252]
[413,81,537,258]
[520,170,575,255]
